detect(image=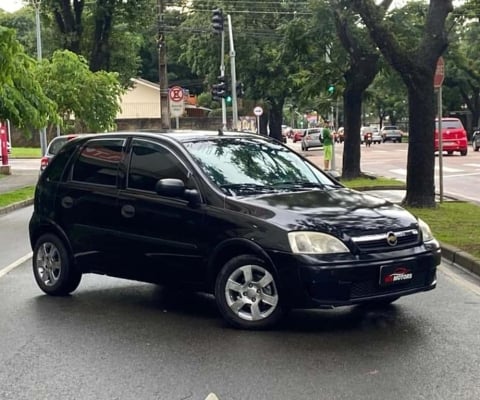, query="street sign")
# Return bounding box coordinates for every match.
[253,106,263,116]
[434,56,445,88]
[169,86,185,118]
